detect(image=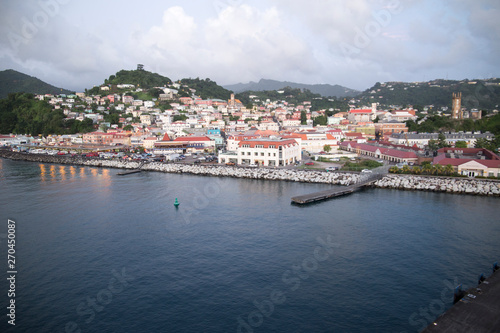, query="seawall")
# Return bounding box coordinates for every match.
[1,150,499,196]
